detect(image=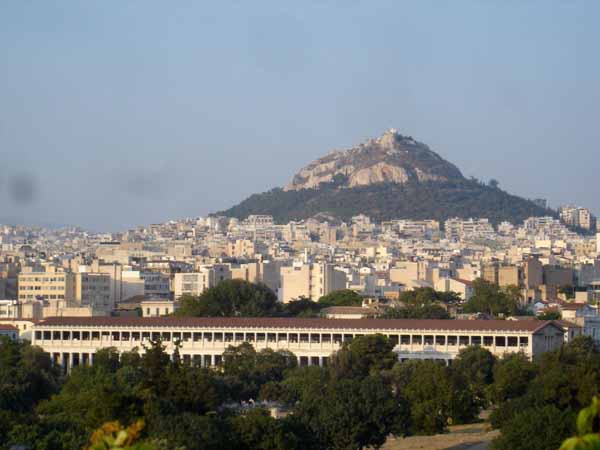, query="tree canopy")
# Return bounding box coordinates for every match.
[175,279,279,317]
